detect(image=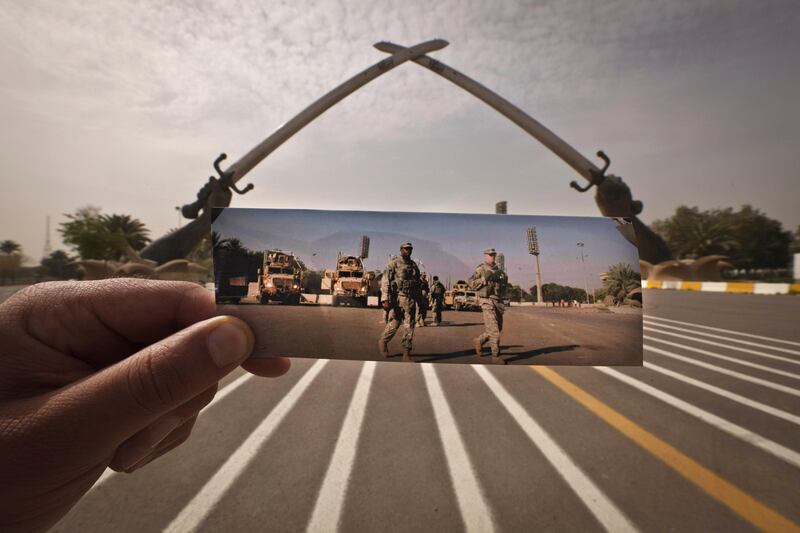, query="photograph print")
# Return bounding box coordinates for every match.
[212,207,643,366]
